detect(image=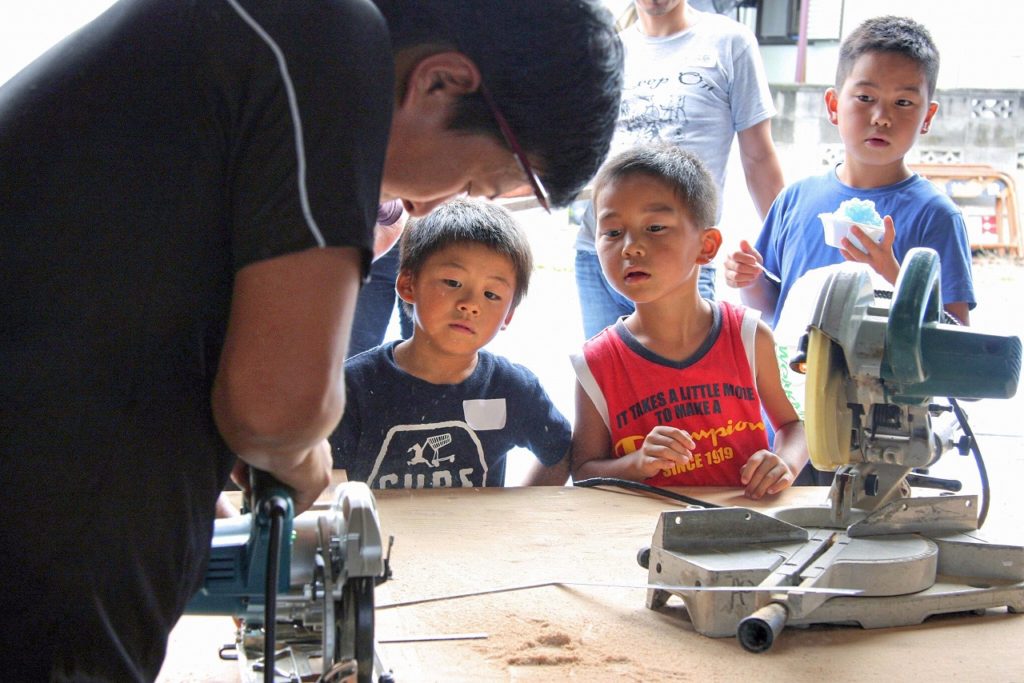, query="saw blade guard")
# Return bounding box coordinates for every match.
[804,327,853,470]
[287,481,385,591]
[803,248,1021,473]
[330,480,386,581]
